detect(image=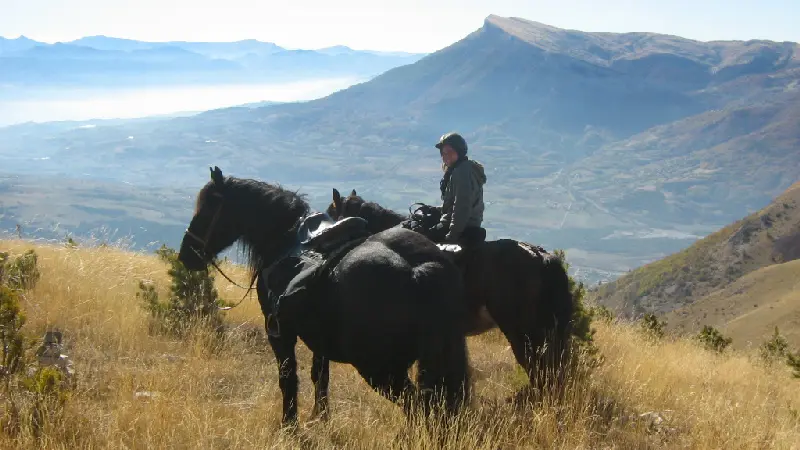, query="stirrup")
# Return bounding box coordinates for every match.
[267,314,281,338]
